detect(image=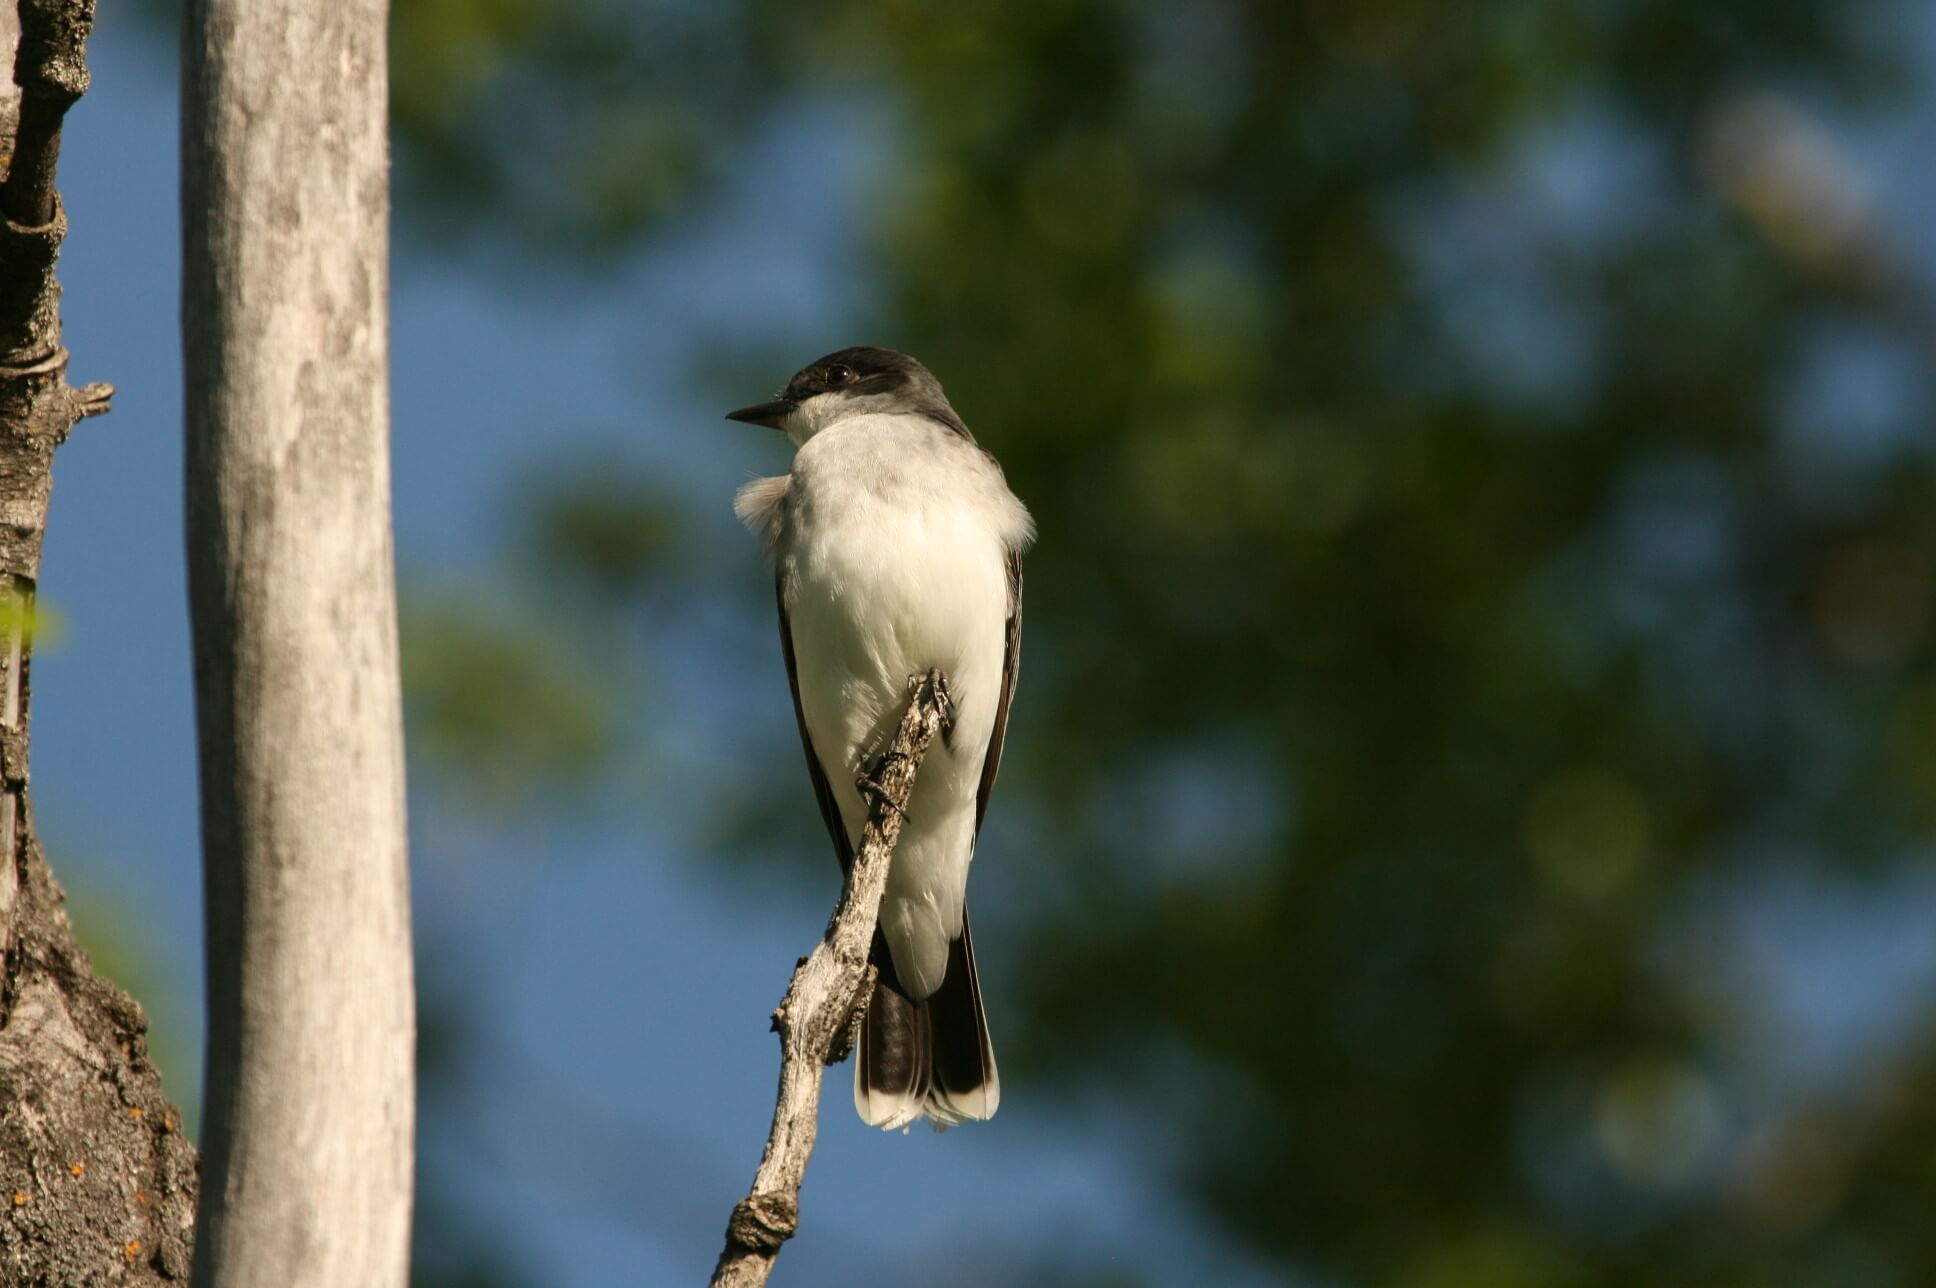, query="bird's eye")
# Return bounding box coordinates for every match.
[825,364,856,387]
